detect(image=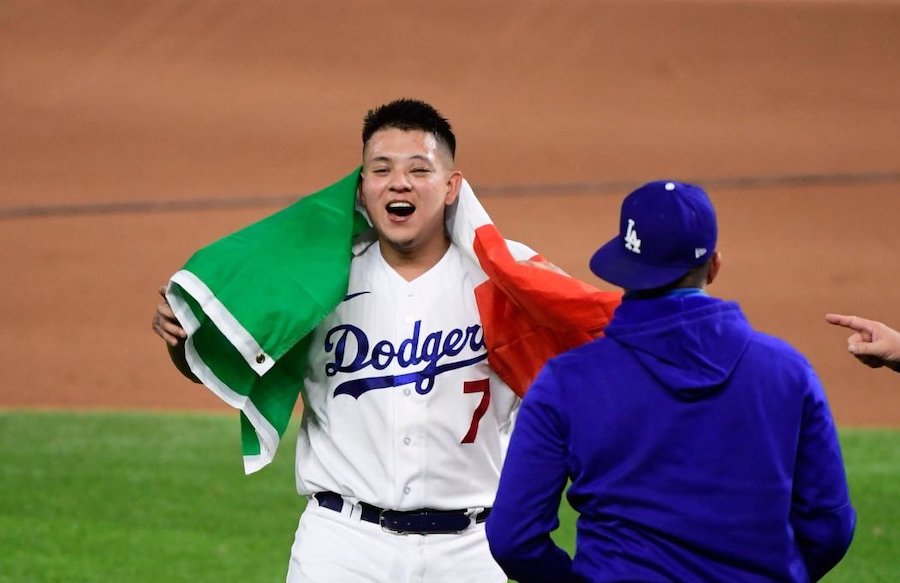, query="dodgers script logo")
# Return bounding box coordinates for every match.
[324,320,487,399]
